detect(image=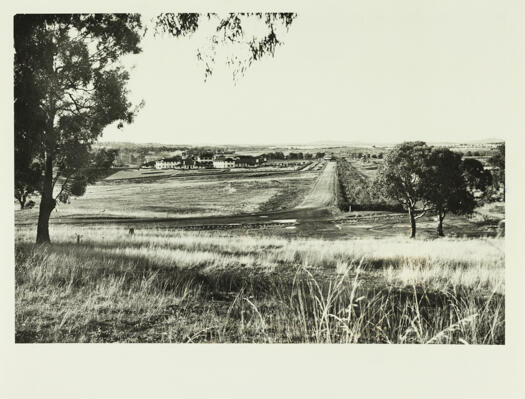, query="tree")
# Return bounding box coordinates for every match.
[14,160,41,209]
[15,14,143,243]
[488,143,505,199]
[421,148,476,236]
[15,121,42,210]
[15,13,297,244]
[375,142,432,238]
[462,158,492,193]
